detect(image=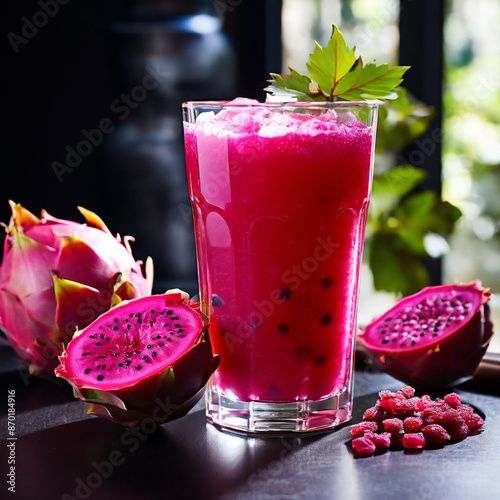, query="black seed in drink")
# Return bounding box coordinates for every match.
[95,342,101,346]
[96,365,101,369]
[125,360,131,366]
[89,335,96,339]
[381,339,390,344]
[135,365,142,370]
[152,352,157,357]
[171,316,179,320]
[129,313,134,317]
[167,310,174,315]
[315,356,327,366]
[147,344,152,349]
[126,353,131,358]
[97,375,104,381]
[113,326,118,331]
[137,319,142,324]
[177,329,184,333]
[118,363,124,367]
[278,324,288,333]
[320,314,332,326]
[81,353,89,357]
[100,334,105,339]
[174,324,181,328]
[114,318,119,323]
[167,338,172,342]
[157,335,162,340]
[322,277,332,287]
[280,289,292,301]
[98,355,106,359]
[159,343,164,347]
[102,365,106,370]
[127,325,131,331]
[150,321,153,327]
[163,324,168,327]
[211,294,224,308]
[85,368,91,374]
[151,309,156,314]
[137,312,141,317]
